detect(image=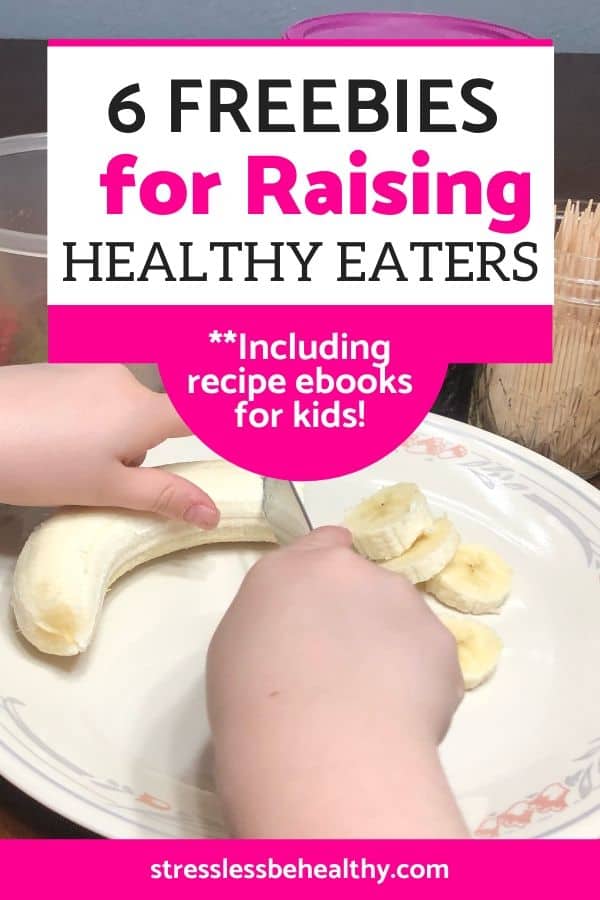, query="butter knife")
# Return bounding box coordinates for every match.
[262,478,313,545]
